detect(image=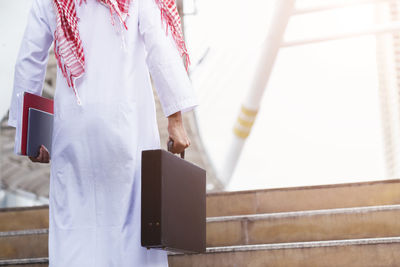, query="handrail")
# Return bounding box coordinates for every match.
[282,21,400,47]
[293,0,395,15]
